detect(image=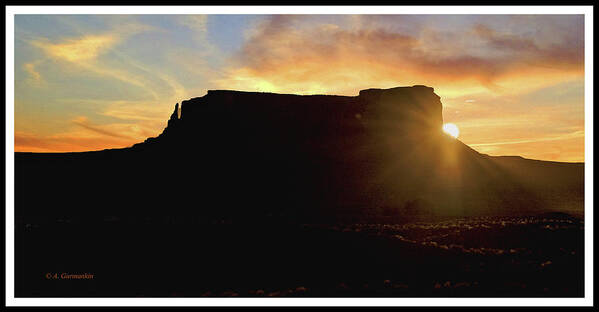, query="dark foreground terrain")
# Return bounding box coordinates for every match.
[14,86,584,297]
[16,212,583,297]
